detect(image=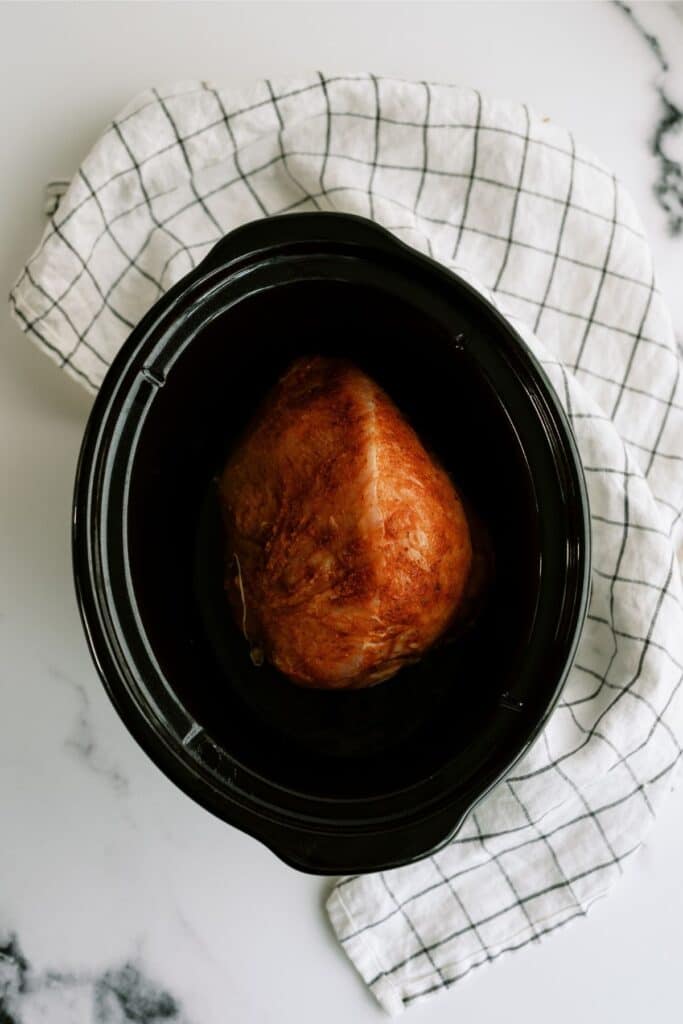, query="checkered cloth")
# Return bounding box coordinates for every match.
[10,75,683,1015]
